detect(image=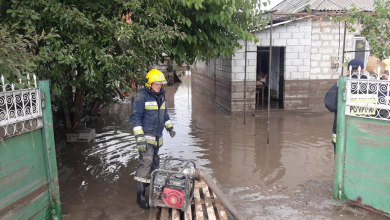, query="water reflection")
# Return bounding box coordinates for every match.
[58,74,388,220]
